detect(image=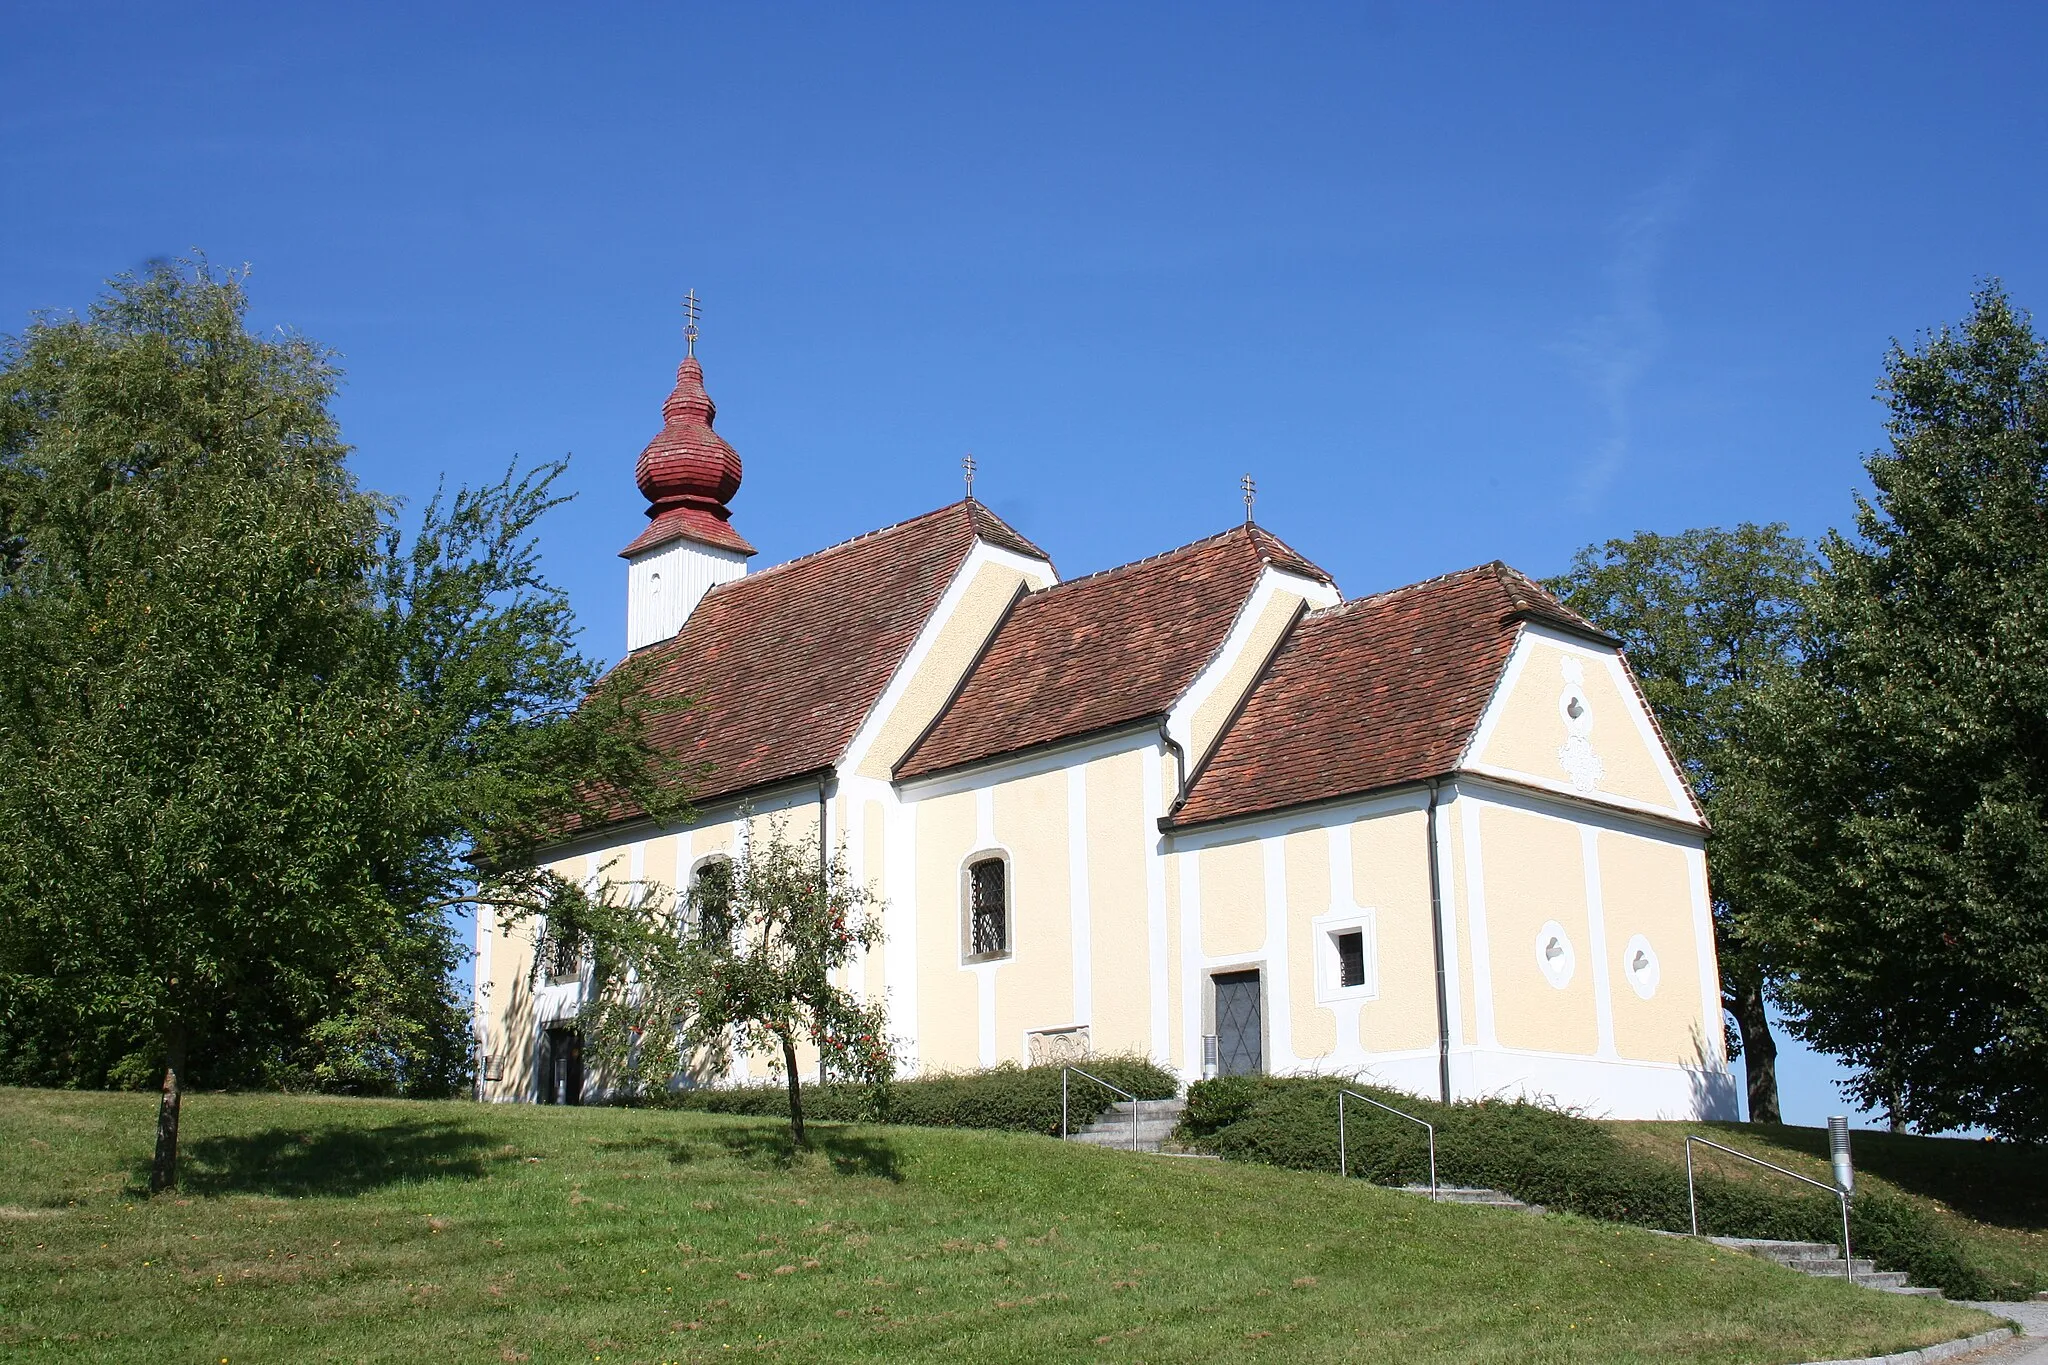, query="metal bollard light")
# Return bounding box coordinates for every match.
[1828,1115,1854,1194]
